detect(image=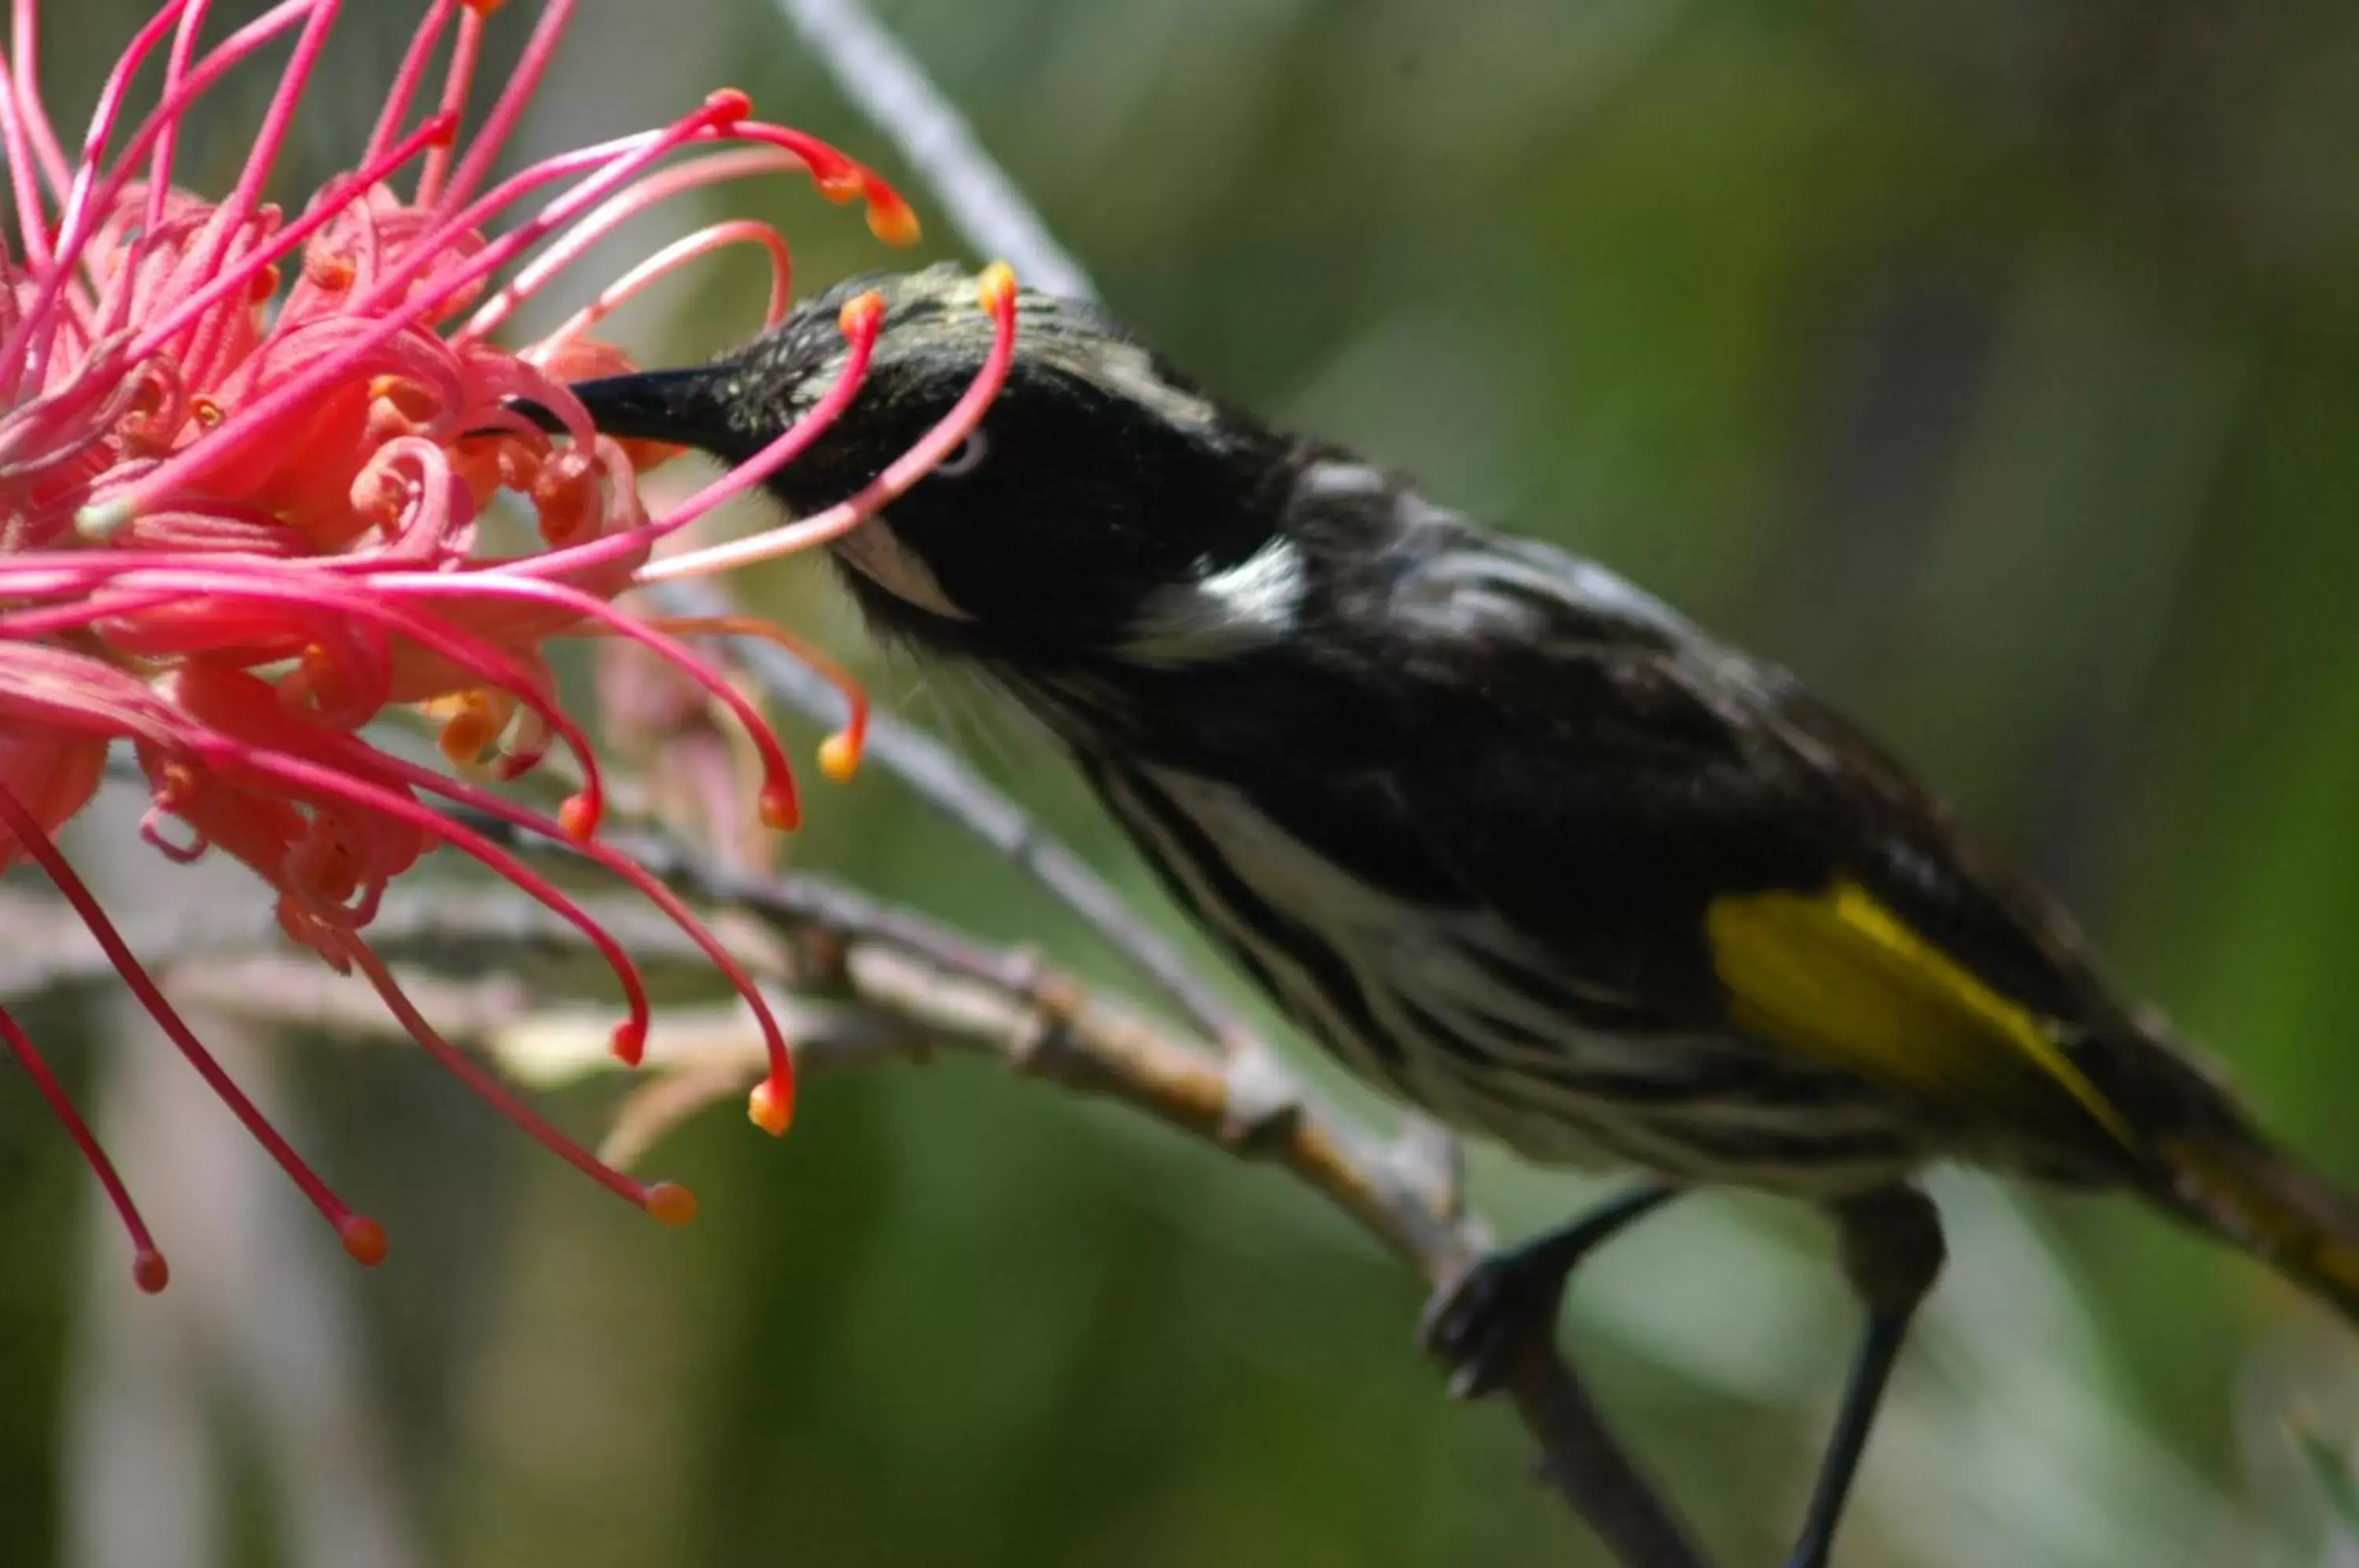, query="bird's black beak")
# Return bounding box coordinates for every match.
[499,366,741,455]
